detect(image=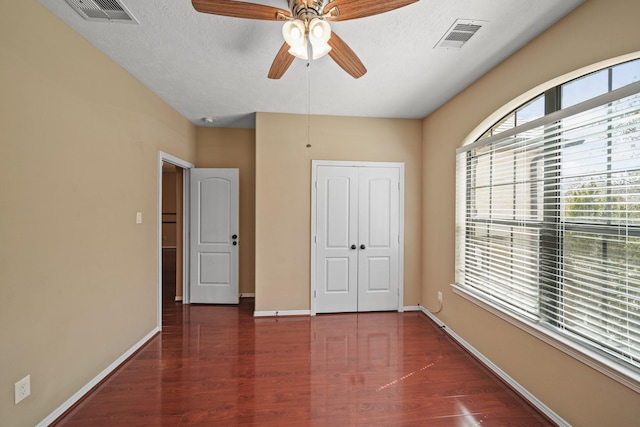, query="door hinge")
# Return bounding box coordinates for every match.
[314,290,317,298]
[314,235,317,244]
[315,181,317,189]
